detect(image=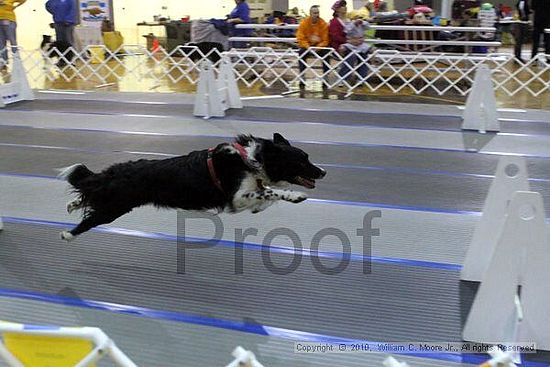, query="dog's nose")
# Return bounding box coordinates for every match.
[318,167,327,178]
